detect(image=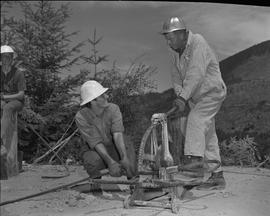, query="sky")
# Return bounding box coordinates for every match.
[3,1,270,92]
